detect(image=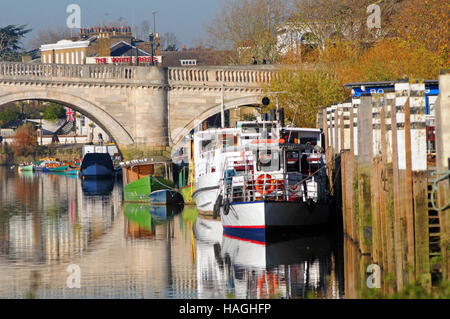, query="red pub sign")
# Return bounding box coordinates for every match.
[87,56,160,64]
